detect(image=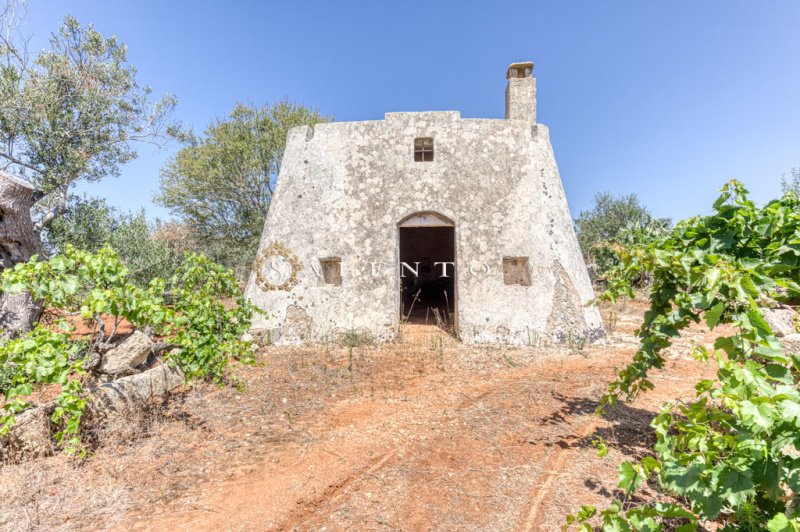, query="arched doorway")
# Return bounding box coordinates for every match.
[398,212,457,329]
